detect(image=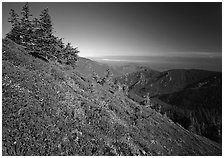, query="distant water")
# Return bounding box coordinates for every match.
[89,56,222,72]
